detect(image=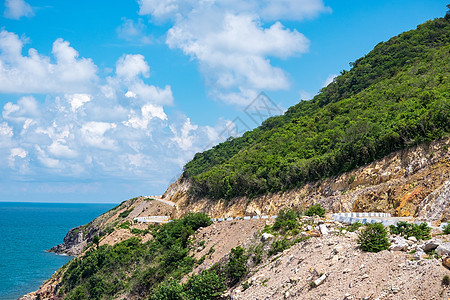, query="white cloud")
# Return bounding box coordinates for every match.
[116,54,149,80]
[138,0,330,21]
[4,0,33,19]
[0,30,231,199]
[48,141,77,159]
[0,122,13,137]
[140,0,328,106]
[8,147,28,171]
[117,18,152,45]
[0,30,98,94]
[67,94,91,112]
[2,96,39,124]
[322,73,337,87]
[124,103,167,129]
[80,121,117,150]
[170,117,198,151]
